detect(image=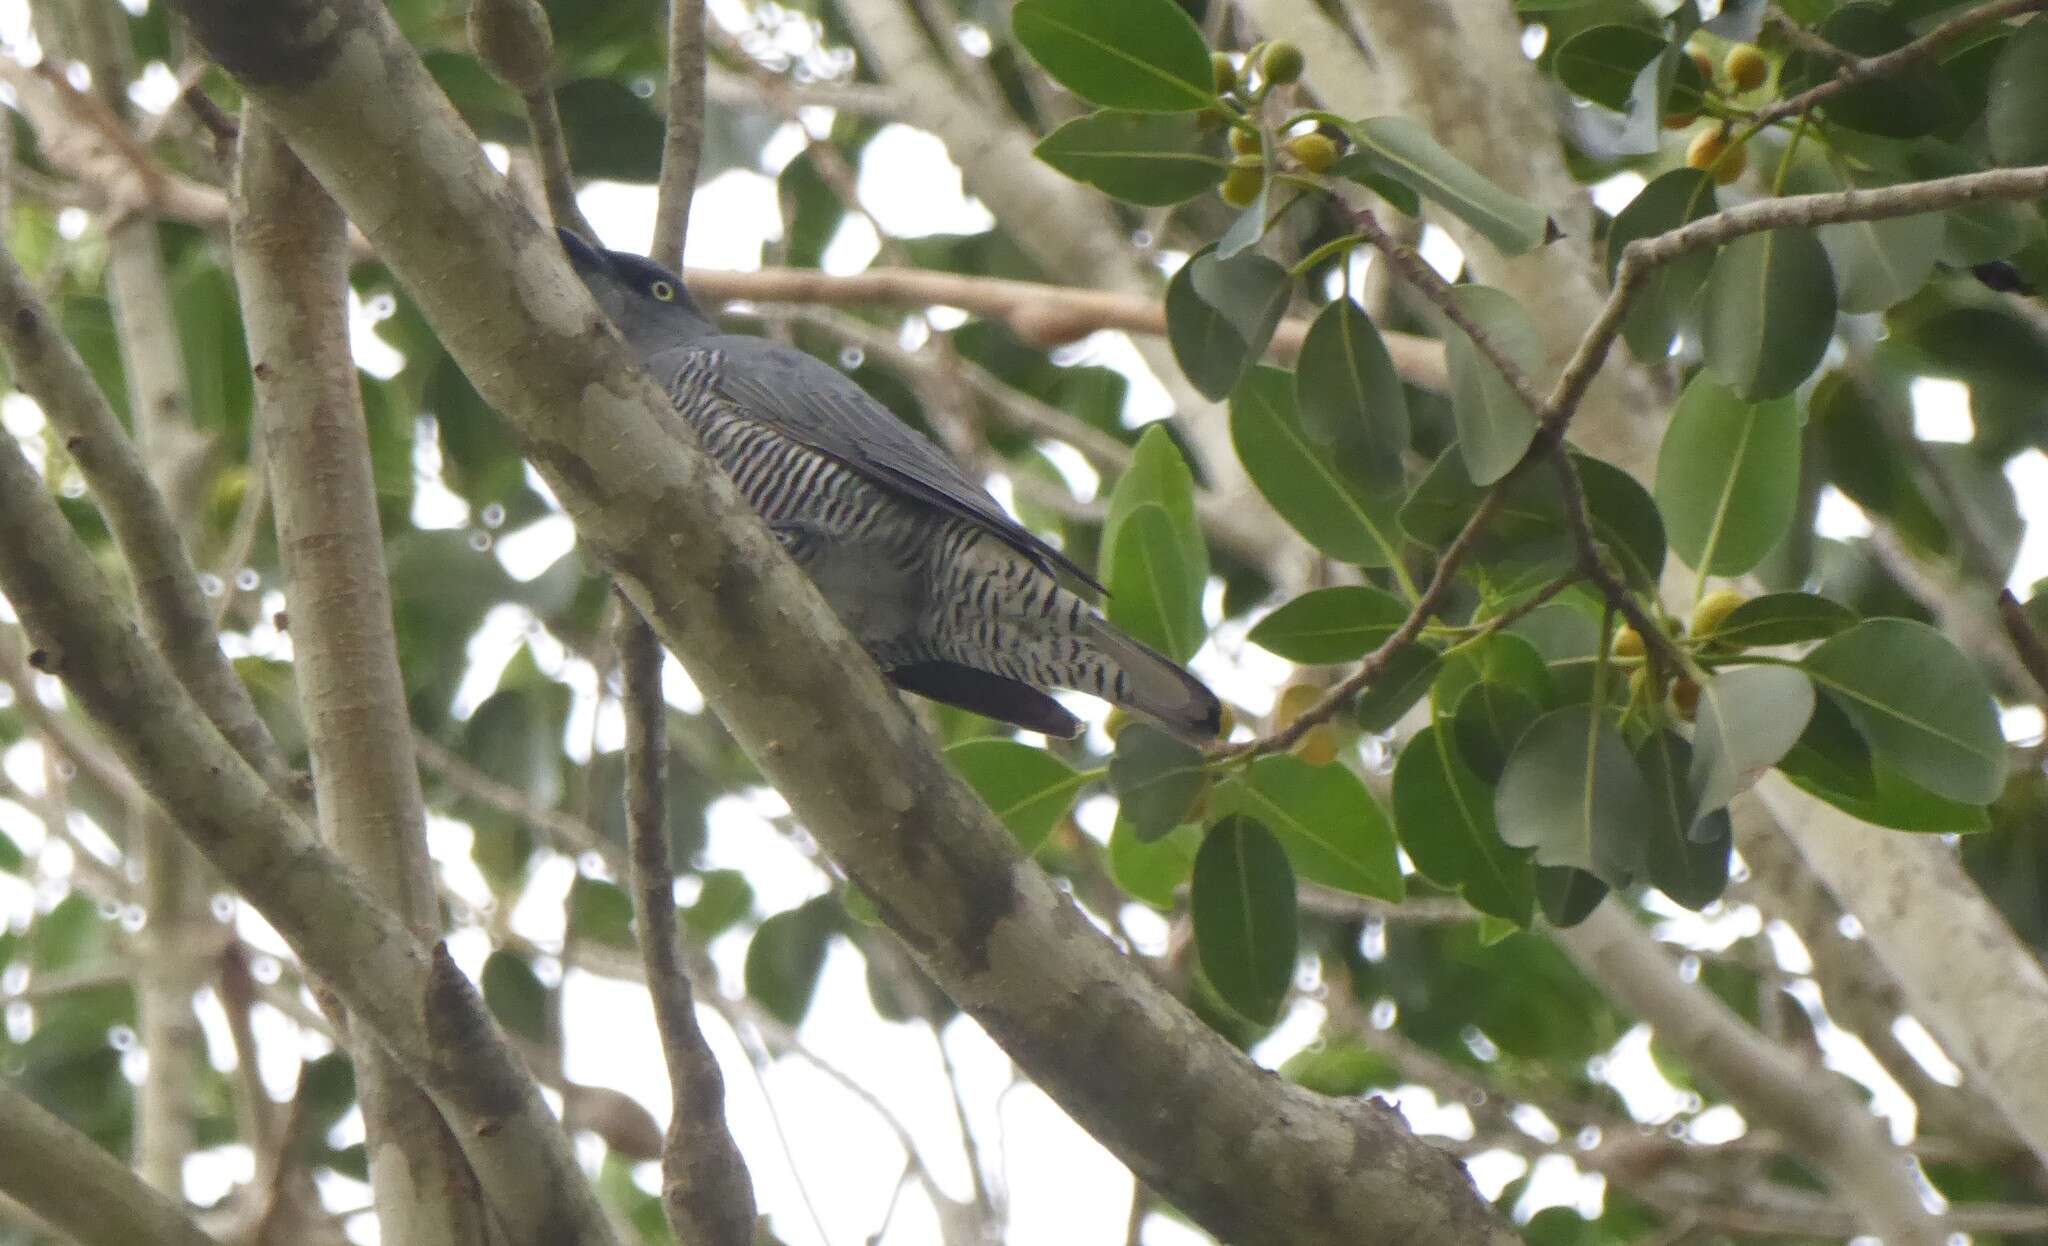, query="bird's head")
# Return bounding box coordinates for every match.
[557,227,716,356]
